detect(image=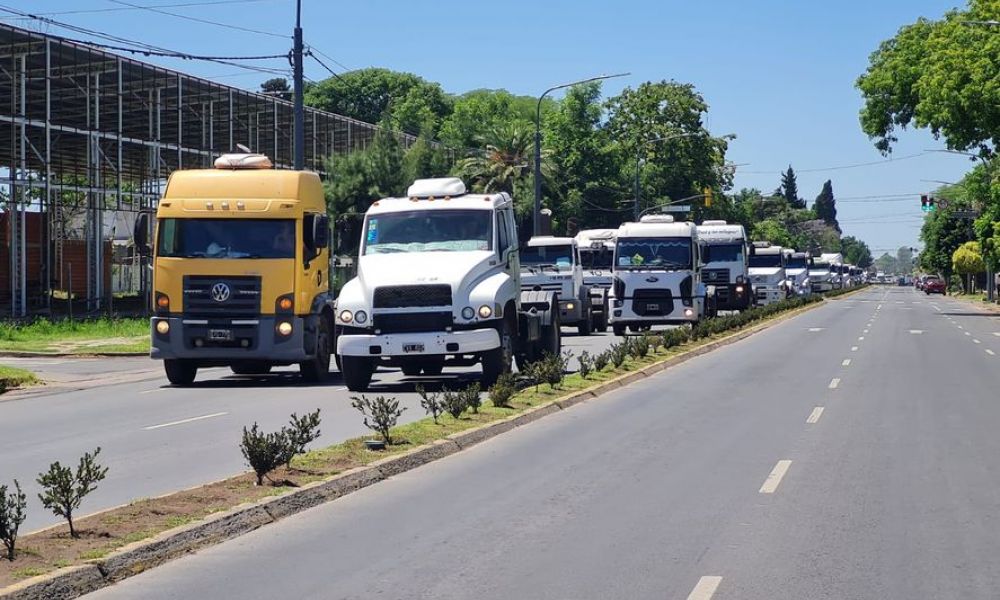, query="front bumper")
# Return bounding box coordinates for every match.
[713,284,752,310]
[337,328,500,358]
[609,296,702,325]
[754,286,786,305]
[150,315,309,362]
[811,281,834,292]
[558,299,585,323]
